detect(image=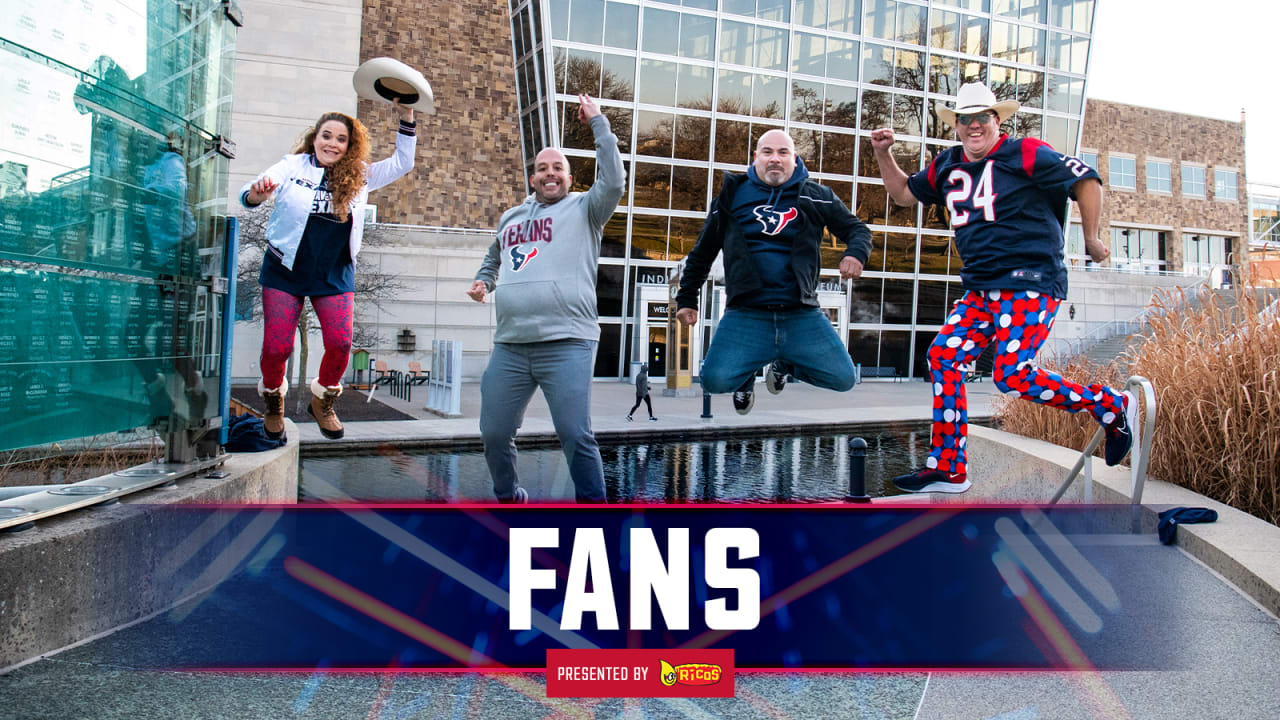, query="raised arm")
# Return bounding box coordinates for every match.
[366,101,418,192]
[870,128,919,207]
[579,94,626,229]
